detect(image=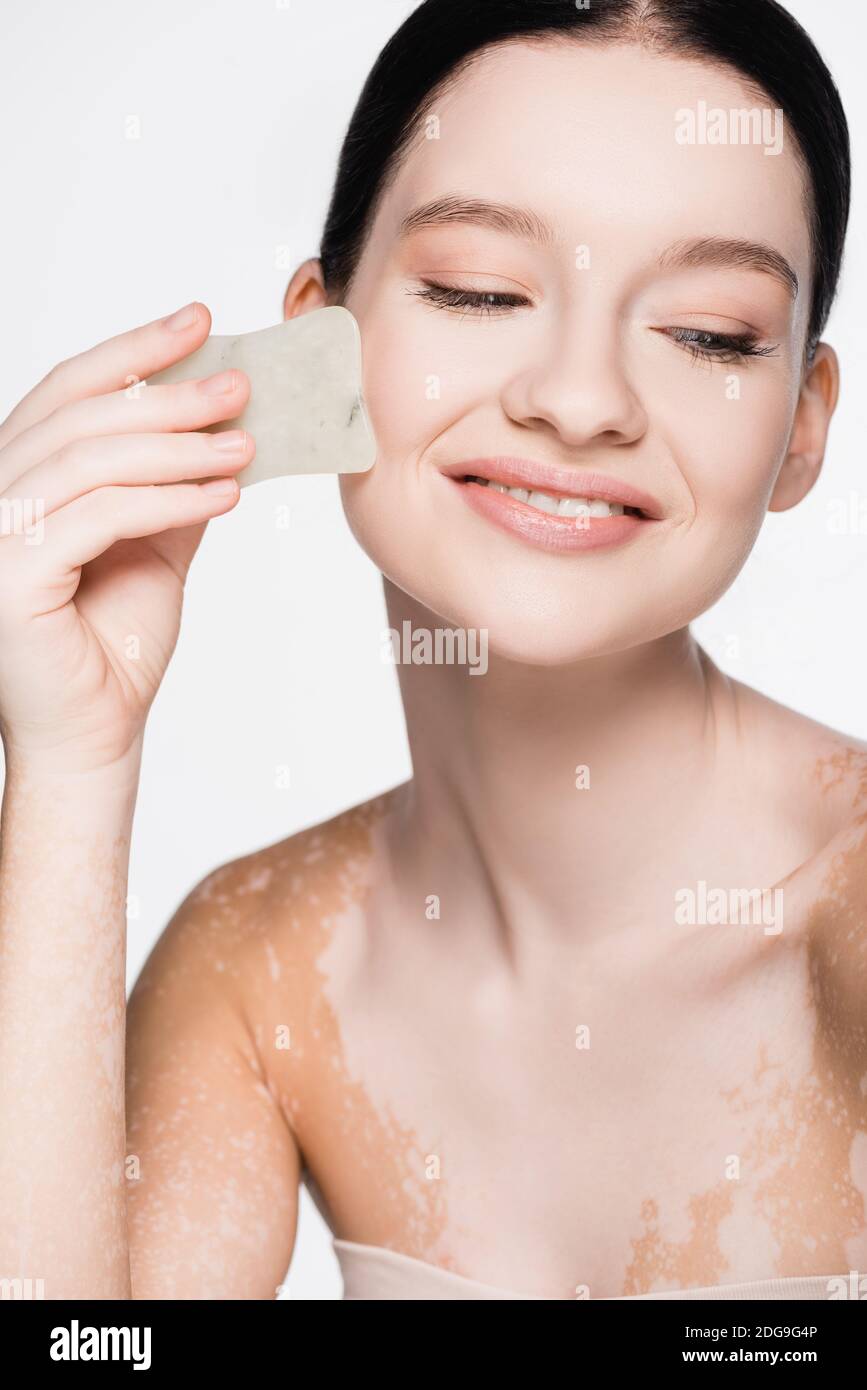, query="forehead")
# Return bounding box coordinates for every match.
[381,41,811,276]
